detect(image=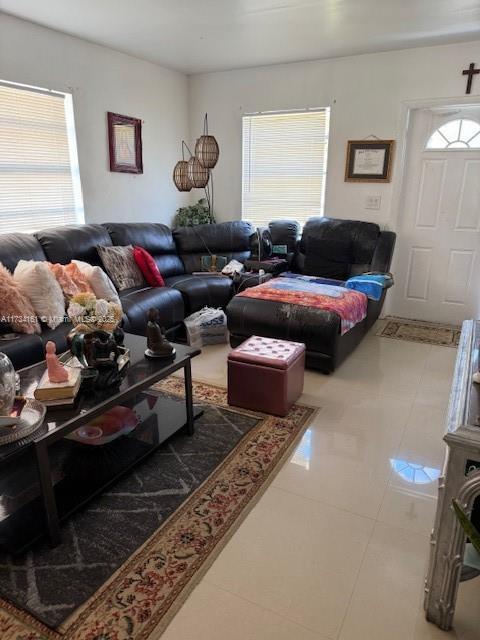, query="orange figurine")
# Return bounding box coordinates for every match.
[45,341,69,383]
